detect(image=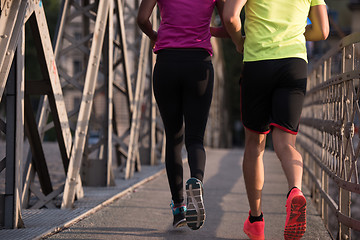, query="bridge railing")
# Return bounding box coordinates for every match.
[297,32,360,240]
